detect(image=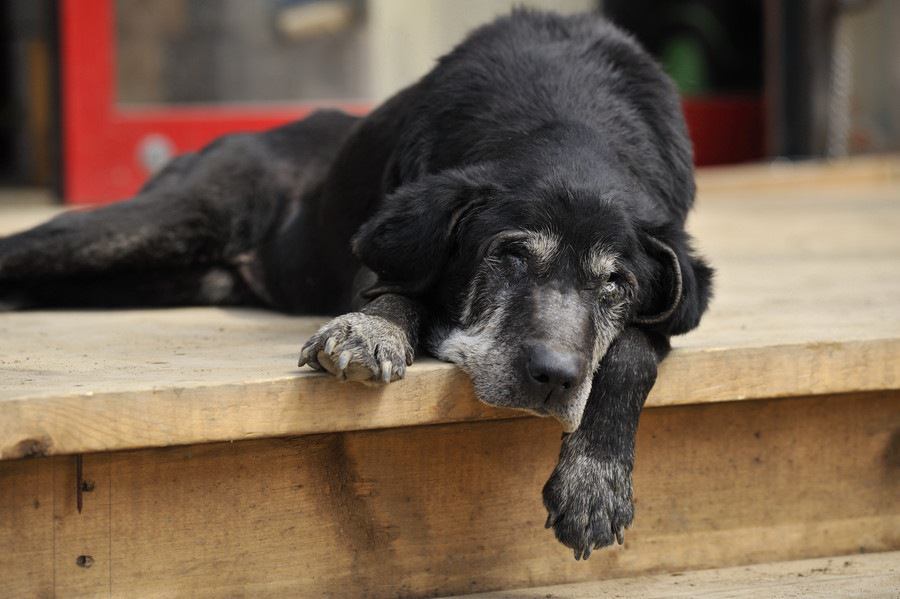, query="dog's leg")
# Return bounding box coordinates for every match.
[0,266,259,310]
[0,187,255,310]
[542,326,669,559]
[0,130,294,283]
[0,193,223,280]
[0,111,360,311]
[298,294,424,383]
